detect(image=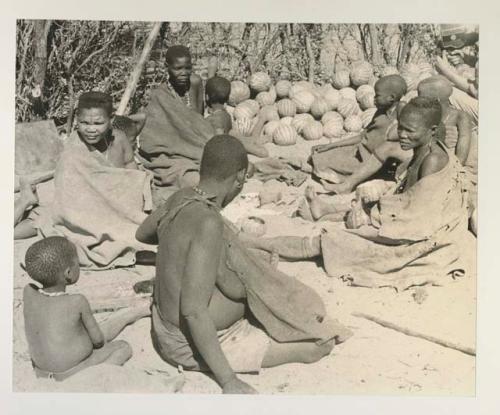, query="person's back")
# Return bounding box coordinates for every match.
[23,286,94,372]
